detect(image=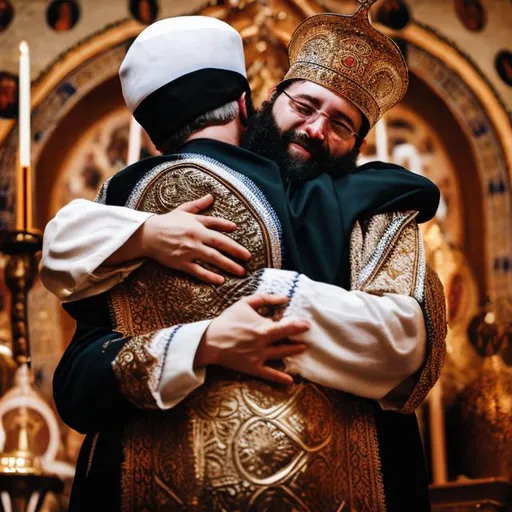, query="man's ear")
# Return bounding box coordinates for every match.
[267,86,276,100]
[238,92,248,121]
[359,138,367,152]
